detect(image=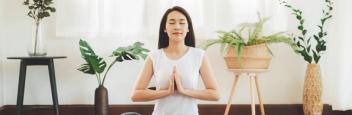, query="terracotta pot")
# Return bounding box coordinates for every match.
[303,64,323,115]
[95,85,109,115]
[224,44,272,69]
